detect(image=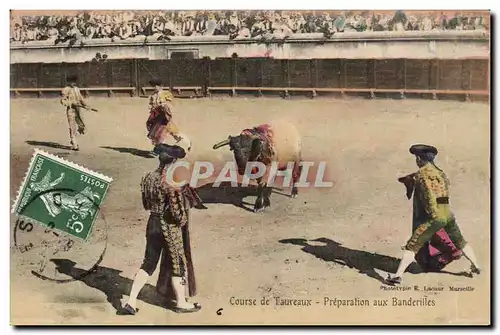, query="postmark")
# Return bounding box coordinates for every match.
[12,149,112,282]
